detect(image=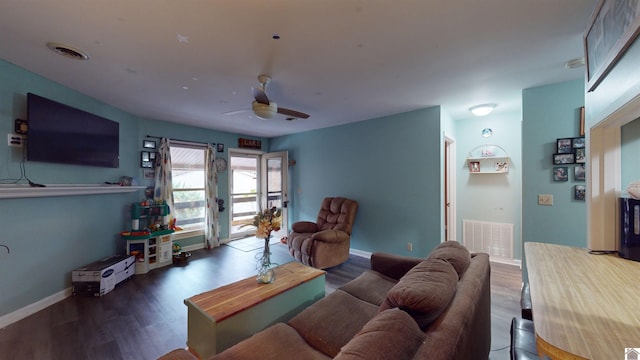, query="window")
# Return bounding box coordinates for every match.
[170,145,206,232]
